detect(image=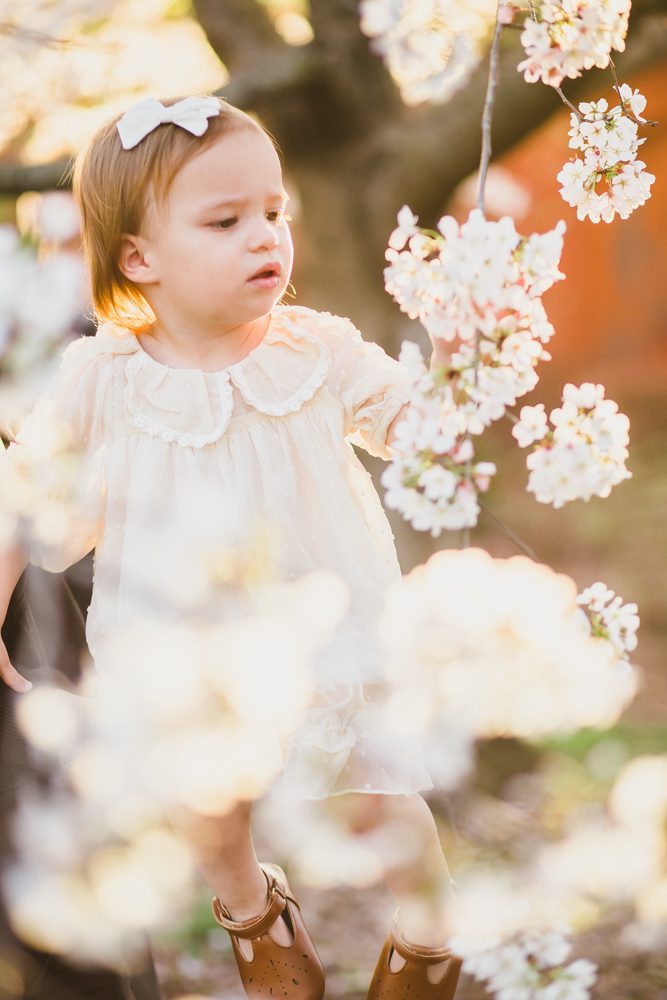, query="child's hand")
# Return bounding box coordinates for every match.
[0,636,32,693]
[428,333,452,371]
